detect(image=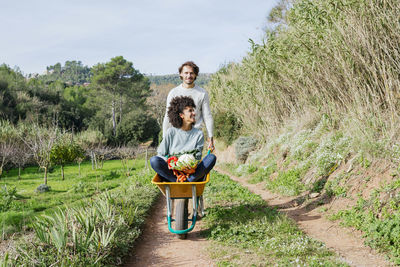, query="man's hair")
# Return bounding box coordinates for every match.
[168,96,196,128]
[178,61,200,79]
